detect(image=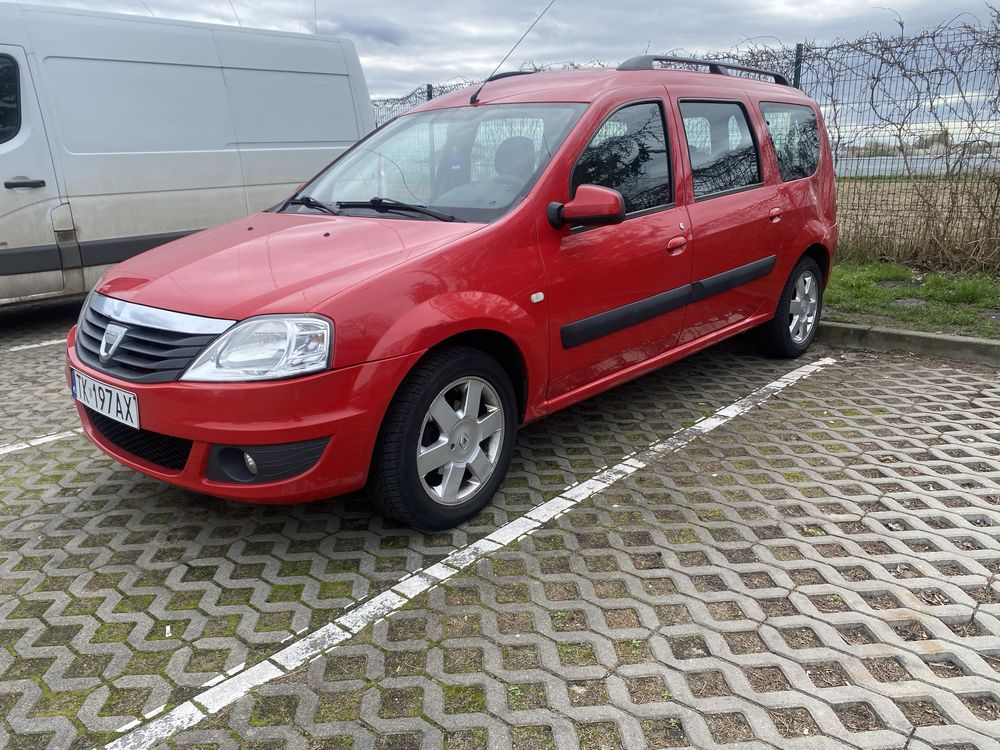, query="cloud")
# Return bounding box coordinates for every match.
[4,0,991,95]
[322,16,409,46]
